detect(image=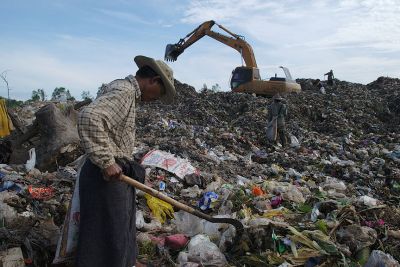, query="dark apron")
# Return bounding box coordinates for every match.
[75,159,136,267]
